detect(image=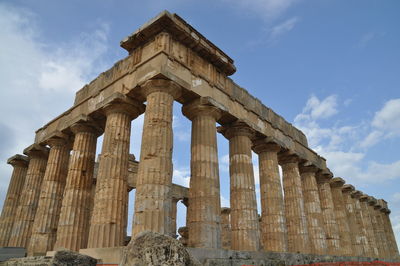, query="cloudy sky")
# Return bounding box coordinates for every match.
[0,0,399,248]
